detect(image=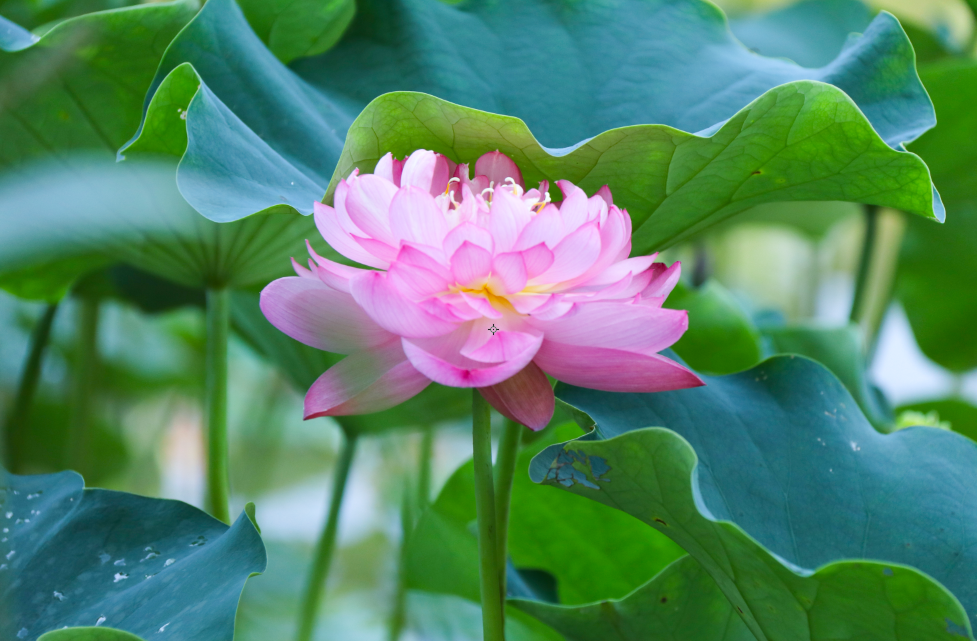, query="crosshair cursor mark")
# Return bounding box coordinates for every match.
[487,324,500,336]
